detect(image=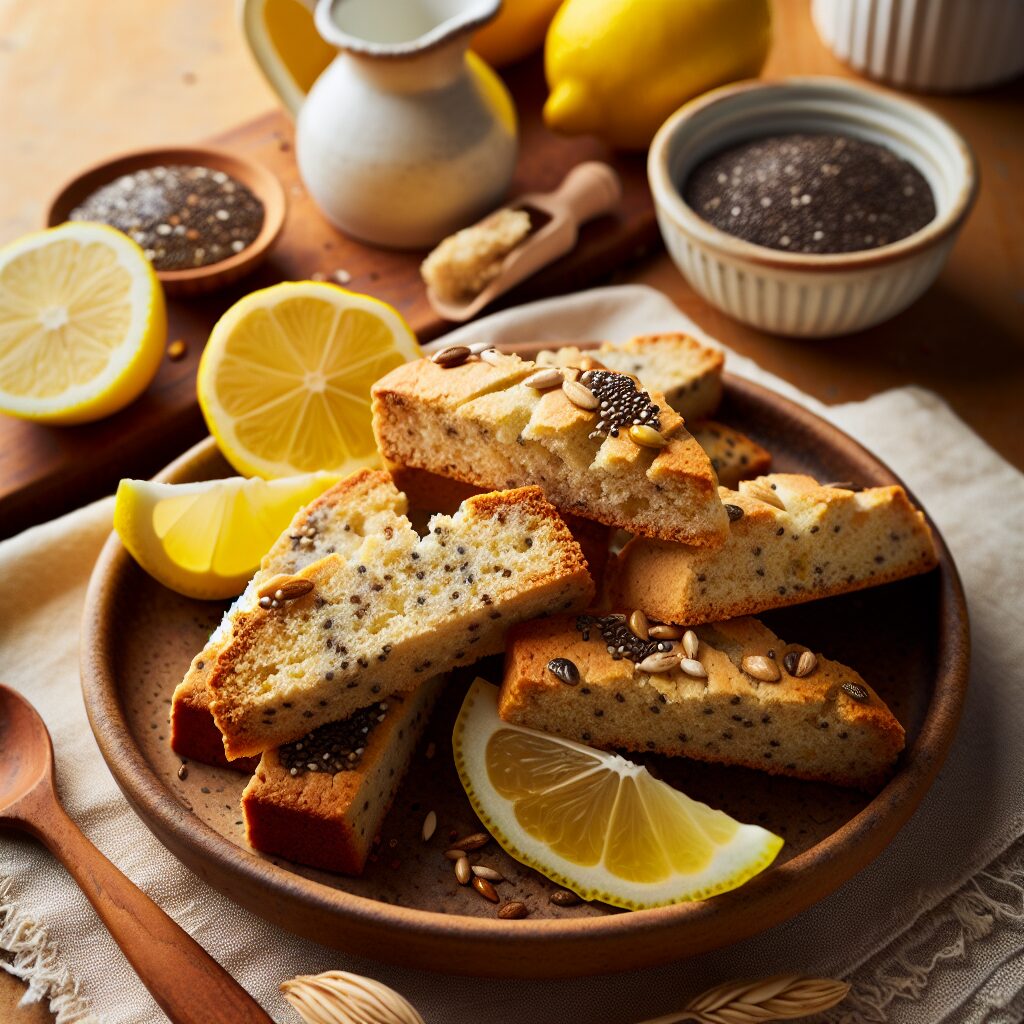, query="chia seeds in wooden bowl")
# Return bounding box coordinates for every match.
[683,133,936,255]
[69,164,265,270]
